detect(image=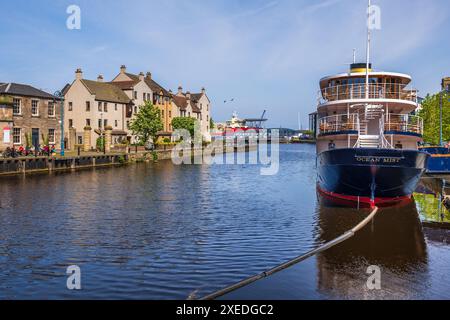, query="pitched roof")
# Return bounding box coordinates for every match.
[81,80,130,104]
[0,82,57,99]
[172,95,188,110]
[61,83,71,95]
[172,94,201,113]
[145,77,170,97]
[124,72,170,97]
[110,80,138,90]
